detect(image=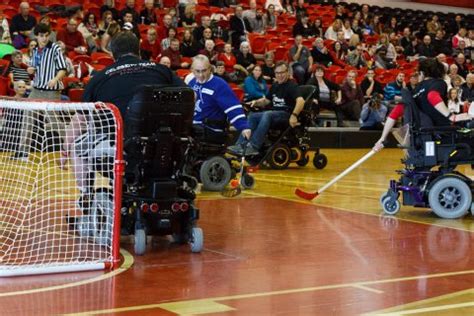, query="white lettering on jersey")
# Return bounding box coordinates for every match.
[202,88,214,95]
